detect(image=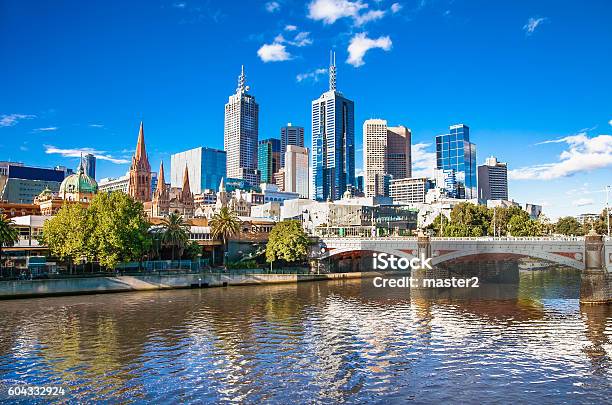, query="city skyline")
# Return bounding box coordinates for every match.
[1,1,611,218]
